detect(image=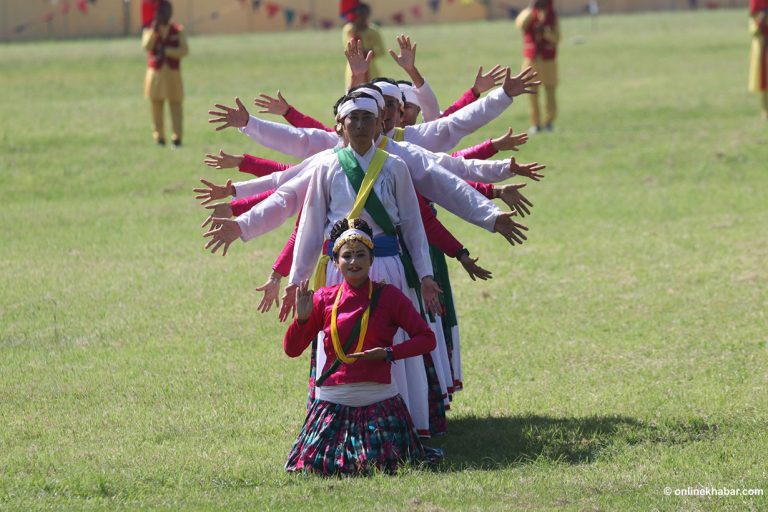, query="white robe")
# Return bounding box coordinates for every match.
[240,87,514,156]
